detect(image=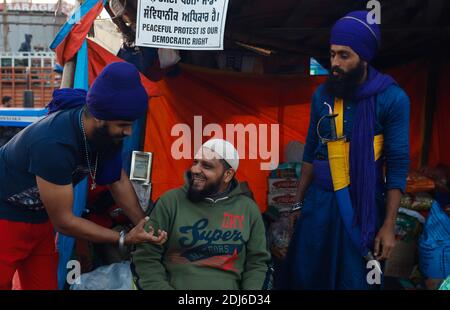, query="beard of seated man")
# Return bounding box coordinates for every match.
[186,171,226,203]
